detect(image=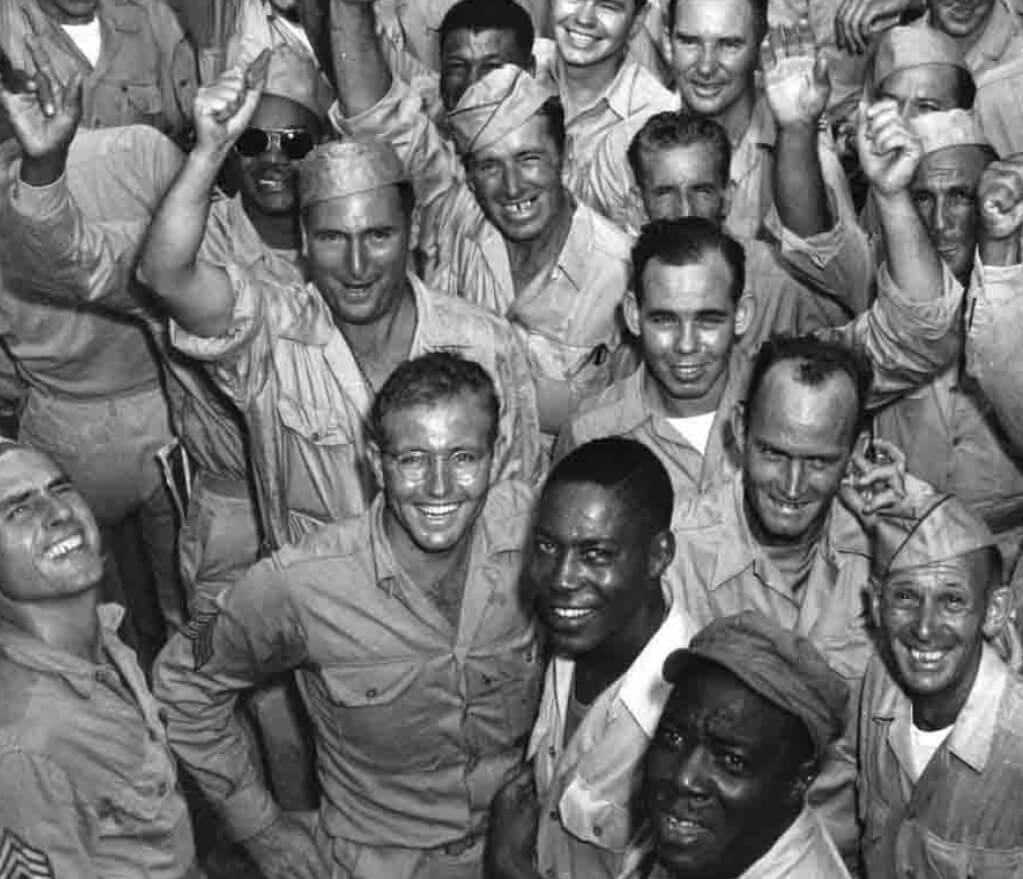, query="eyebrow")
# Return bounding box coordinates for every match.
[0,476,71,511]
